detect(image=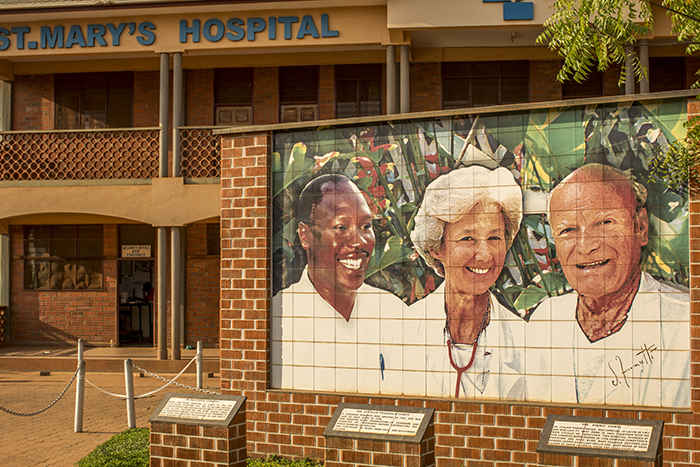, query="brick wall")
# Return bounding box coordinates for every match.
[319,65,335,120]
[186,223,220,347]
[133,71,159,127]
[686,58,700,88]
[10,224,118,345]
[253,68,279,125]
[529,61,562,102]
[220,107,700,465]
[411,63,441,112]
[187,69,215,126]
[12,74,54,130]
[326,432,435,467]
[150,408,246,467]
[603,65,624,96]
